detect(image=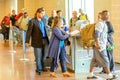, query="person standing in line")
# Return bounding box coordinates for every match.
[48,10,56,28]
[101,10,117,77]
[56,10,69,32]
[42,7,51,38]
[56,10,66,26]
[10,9,17,44]
[17,12,31,50]
[10,10,16,26]
[14,8,26,46]
[69,10,79,32]
[48,16,75,77]
[48,10,56,38]
[1,13,11,42]
[78,8,90,23]
[87,10,117,80]
[26,8,49,75]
